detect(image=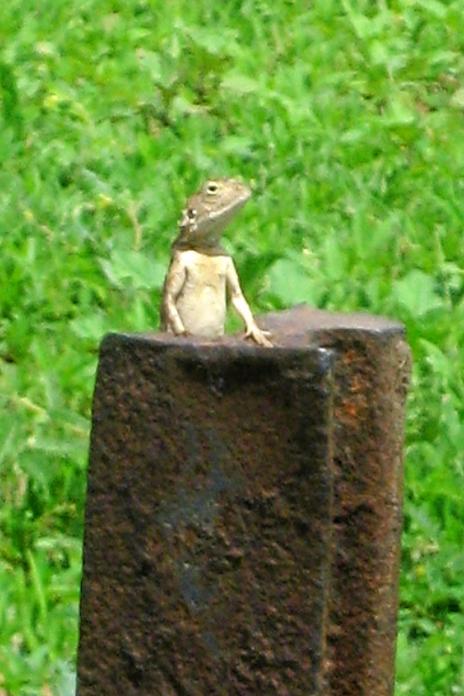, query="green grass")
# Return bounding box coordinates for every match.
[1,1,463,693]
